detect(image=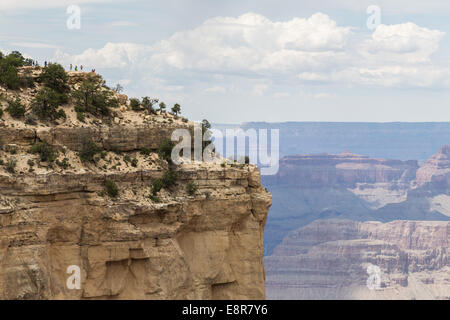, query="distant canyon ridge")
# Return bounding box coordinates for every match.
[213,122,450,300]
[262,146,450,299]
